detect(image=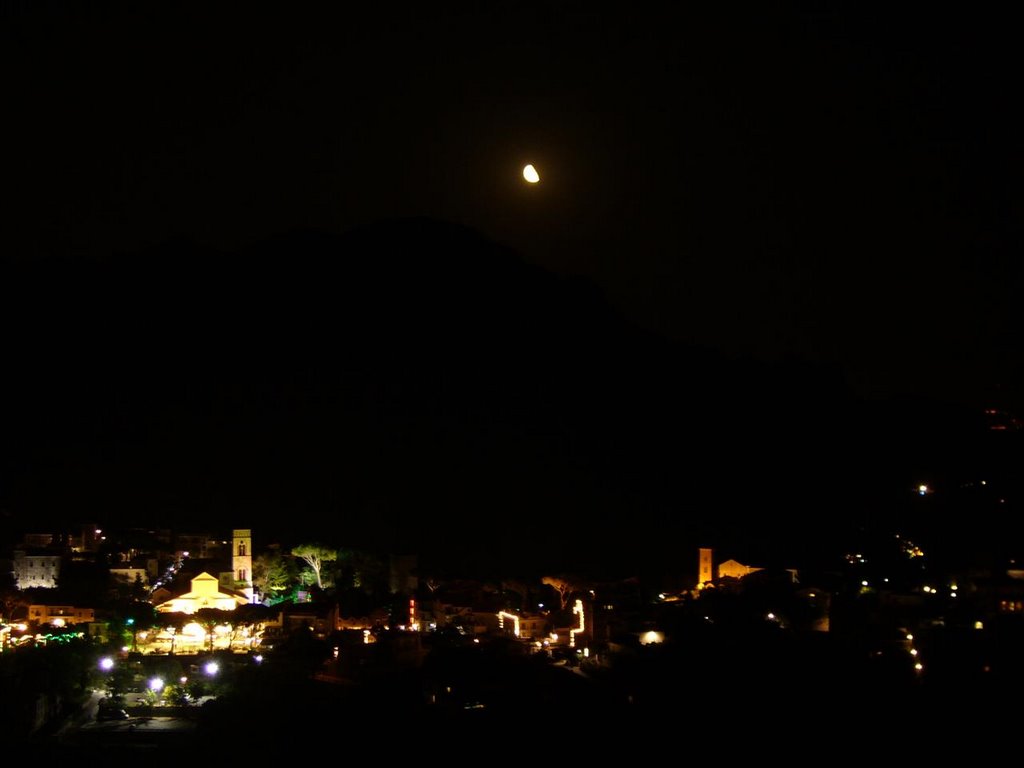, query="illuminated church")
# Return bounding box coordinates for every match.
[154,529,254,613]
[154,571,249,613]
